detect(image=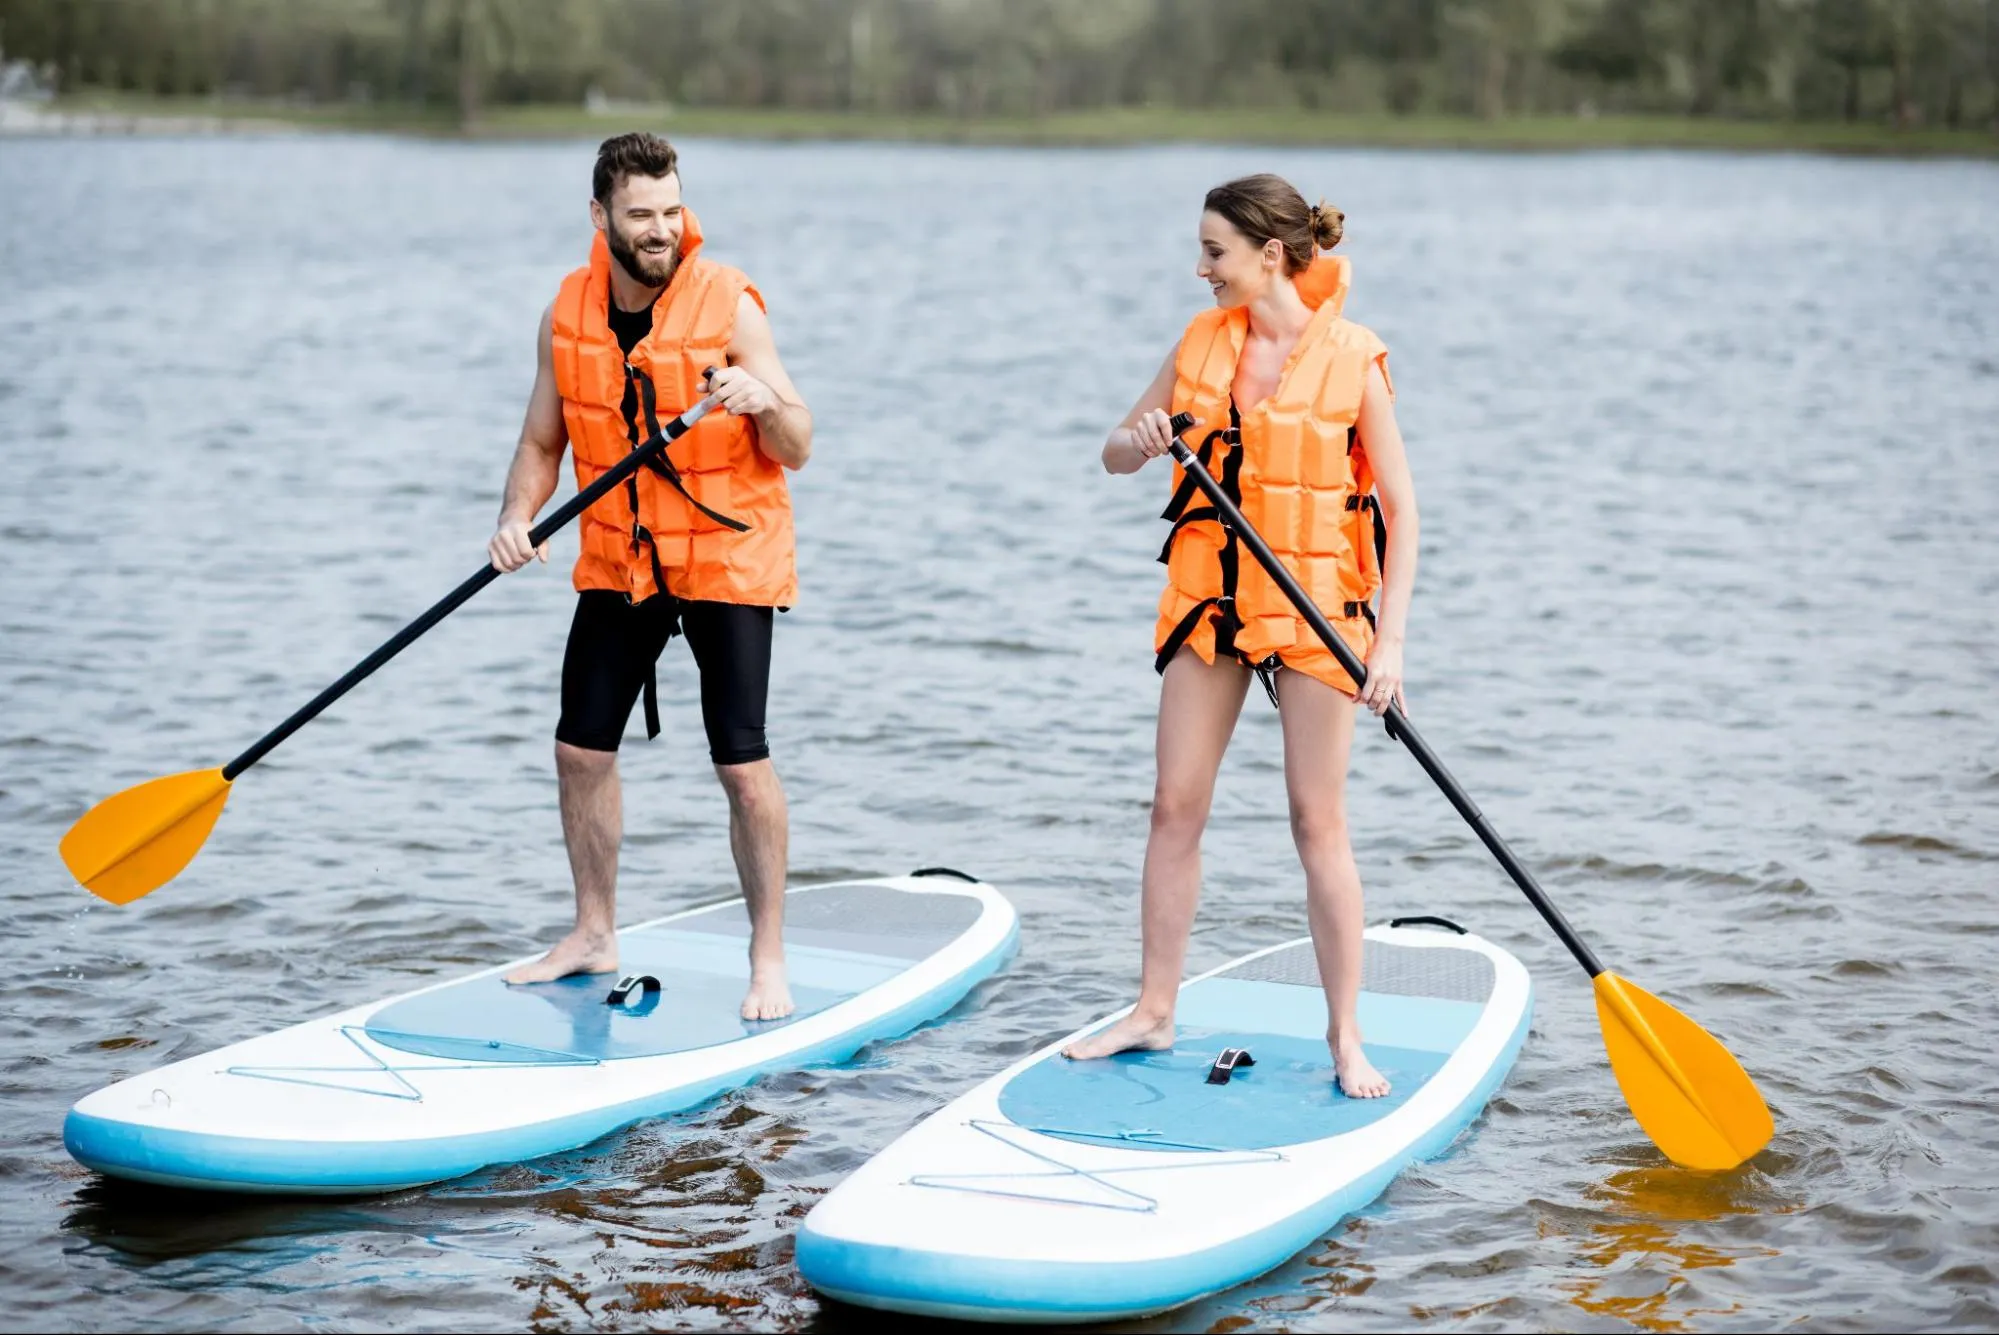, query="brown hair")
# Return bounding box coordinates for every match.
[592,132,679,205]
[1203,173,1343,273]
